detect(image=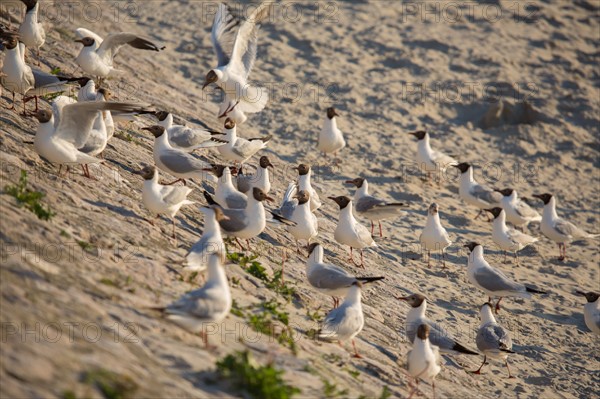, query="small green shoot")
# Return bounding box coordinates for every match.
[5,170,55,220]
